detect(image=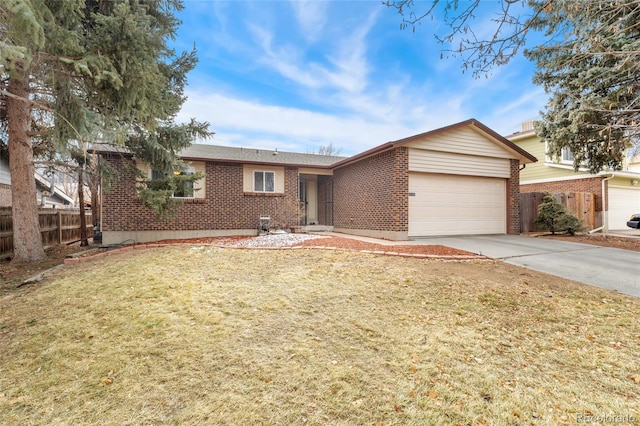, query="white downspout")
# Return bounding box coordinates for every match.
[589,173,614,234]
